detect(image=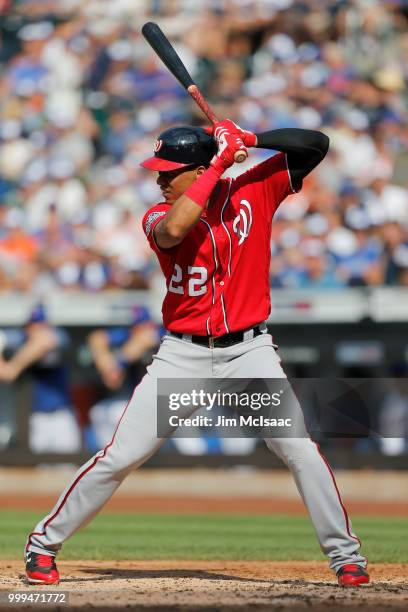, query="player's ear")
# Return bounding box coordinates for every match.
[195,165,207,176]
